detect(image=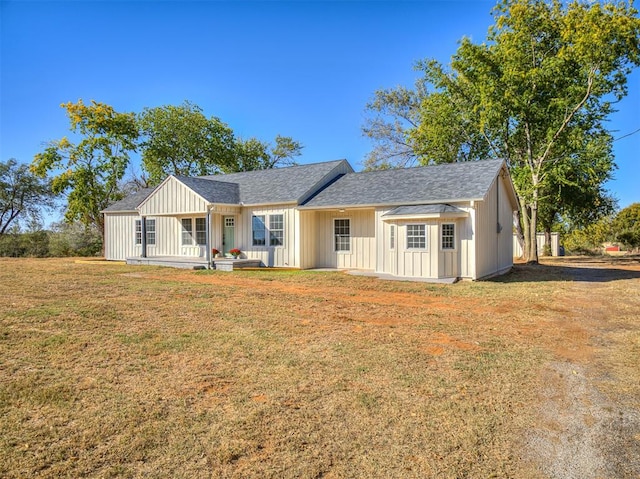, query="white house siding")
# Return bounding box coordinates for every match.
[474,175,514,279]
[313,209,375,269]
[138,176,208,216]
[375,209,469,279]
[104,213,139,261]
[238,205,299,267]
[298,210,318,269]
